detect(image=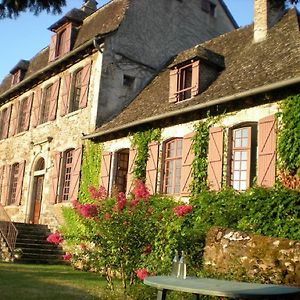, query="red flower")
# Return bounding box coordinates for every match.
[146,207,153,215]
[79,204,98,218]
[71,199,79,208]
[89,185,107,200]
[135,268,150,280]
[47,231,63,245]
[63,252,72,261]
[143,244,152,255]
[104,212,112,220]
[132,180,150,202]
[173,205,193,217]
[113,192,127,212]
